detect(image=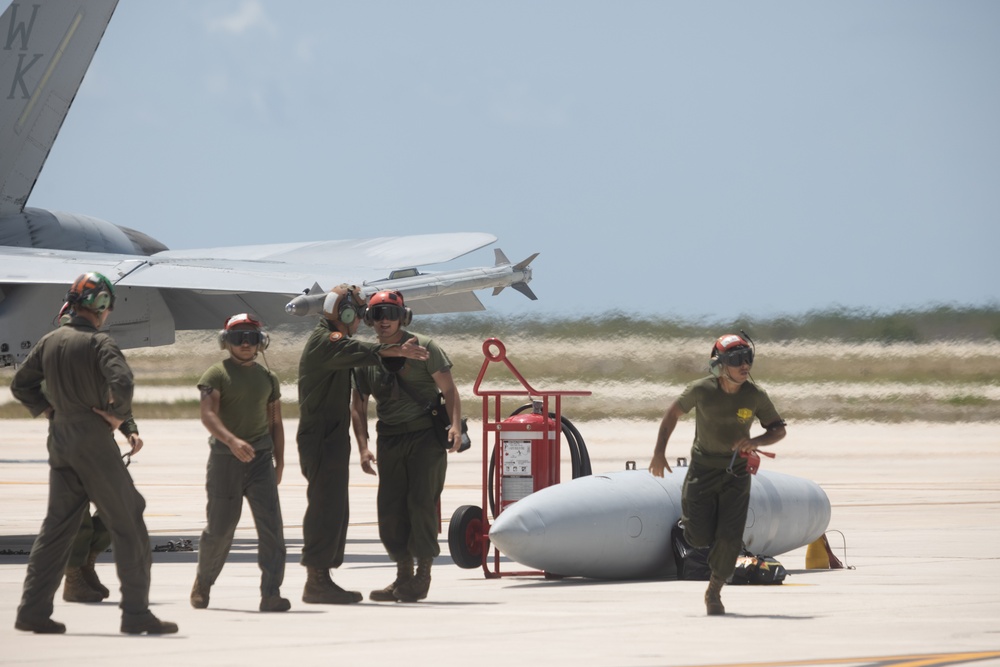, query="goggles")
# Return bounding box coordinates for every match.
[224,330,264,347]
[718,346,754,367]
[370,305,402,322]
